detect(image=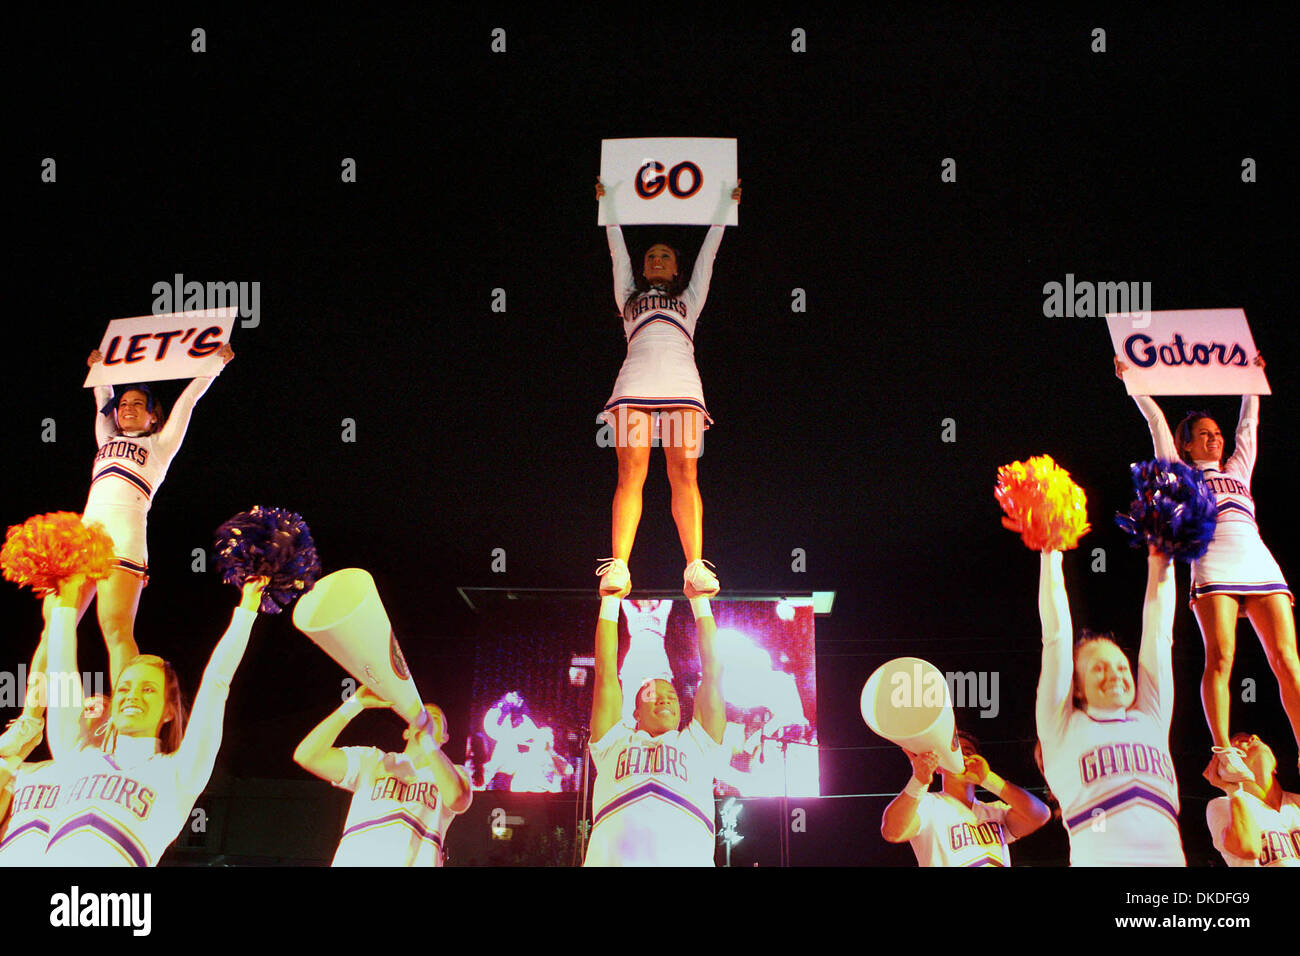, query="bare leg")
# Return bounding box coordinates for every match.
[1193,594,1240,749]
[612,408,652,561]
[663,410,704,563]
[1243,593,1300,750]
[21,579,97,719]
[93,568,144,687]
